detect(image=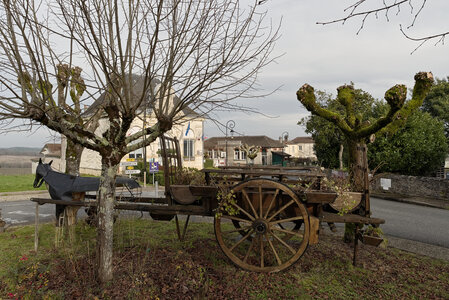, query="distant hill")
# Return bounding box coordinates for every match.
[0,147,40,156]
